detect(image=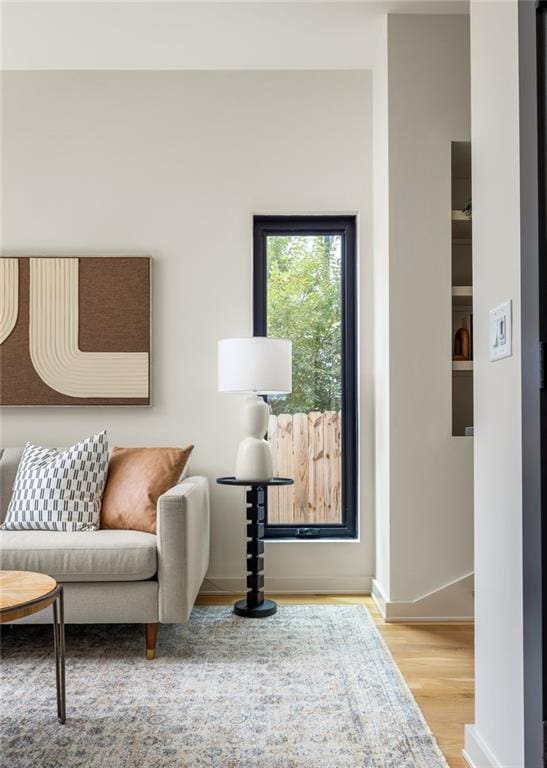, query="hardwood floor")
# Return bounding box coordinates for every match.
[197,594,474,768]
